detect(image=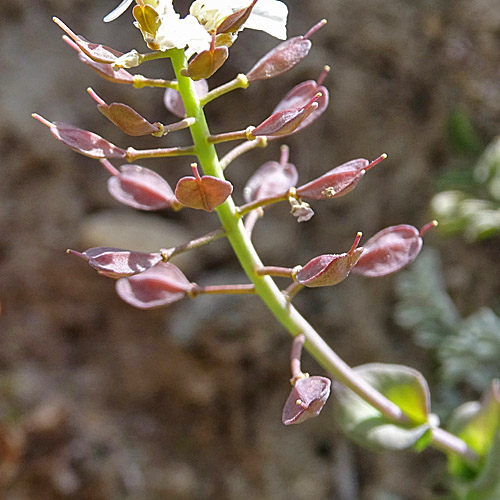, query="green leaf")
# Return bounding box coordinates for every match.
[447,380,500,480]
[333,363,431,451]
